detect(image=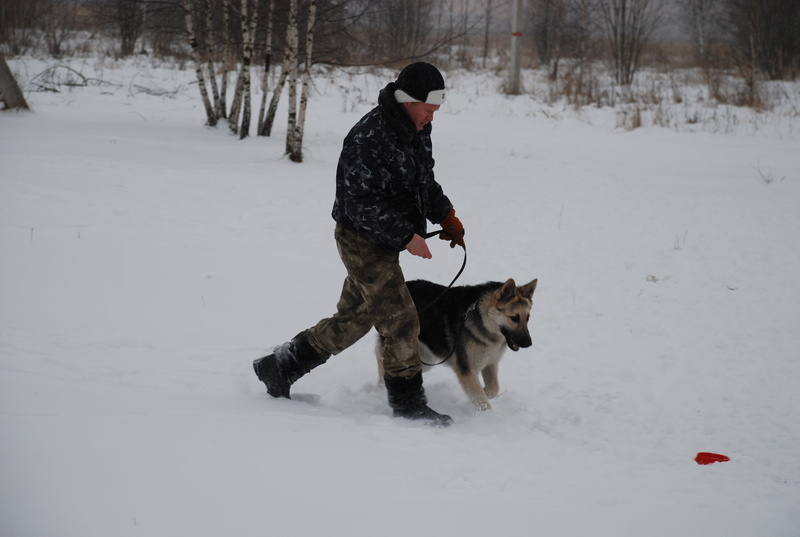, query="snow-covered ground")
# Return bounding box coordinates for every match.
[2,57,799,537]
